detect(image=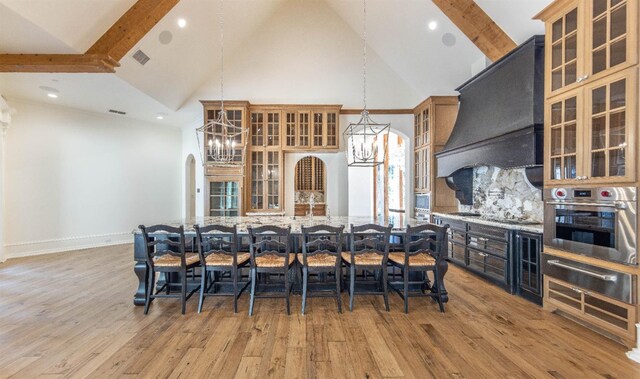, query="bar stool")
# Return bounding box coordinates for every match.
[342,224,392,312]
[247,225,295,316]
[388,223,449,313]
[299,224,344,314]
[194,224,250,313]
[139,224,200,315]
